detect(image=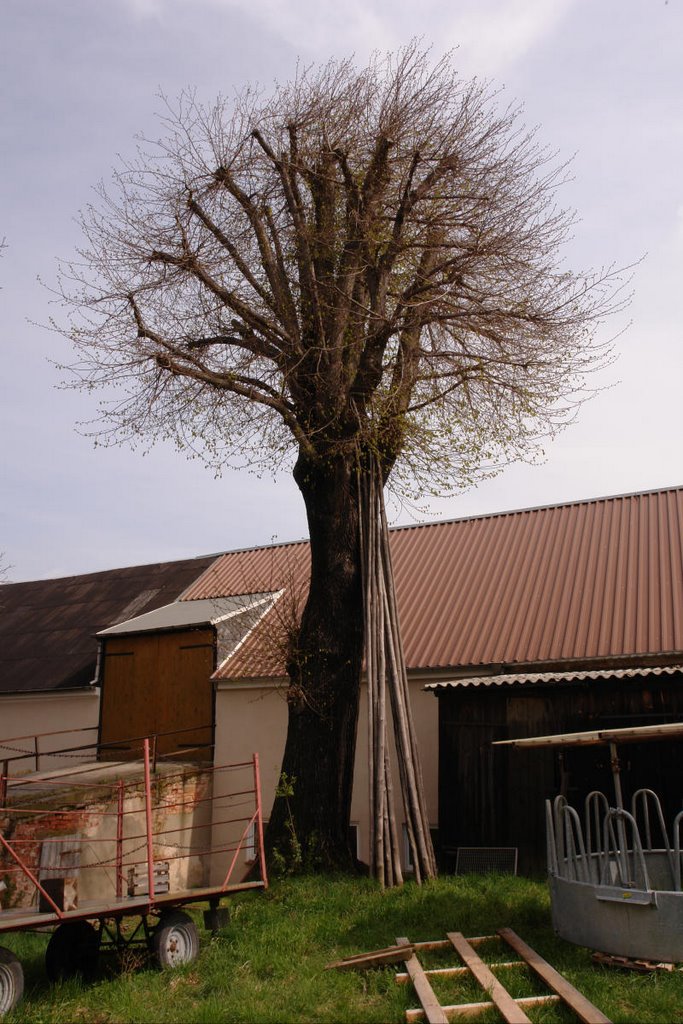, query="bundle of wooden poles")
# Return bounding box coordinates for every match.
[359,458,437,887]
